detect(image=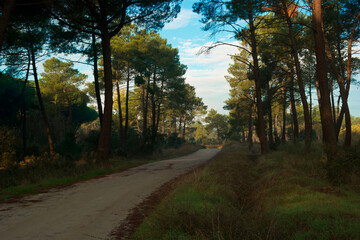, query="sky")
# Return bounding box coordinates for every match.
[158,0,237,115]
